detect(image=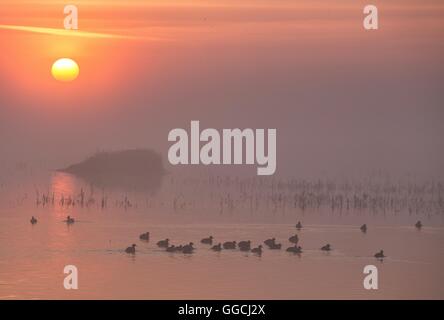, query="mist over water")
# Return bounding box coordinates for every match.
[0,169,443,299]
